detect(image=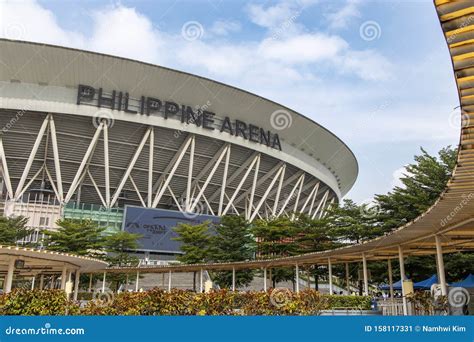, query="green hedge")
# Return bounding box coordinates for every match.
[0,288,371,316]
